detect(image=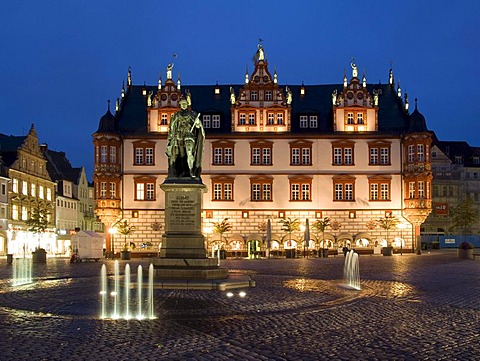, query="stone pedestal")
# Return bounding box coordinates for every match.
[154,182,227,279]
